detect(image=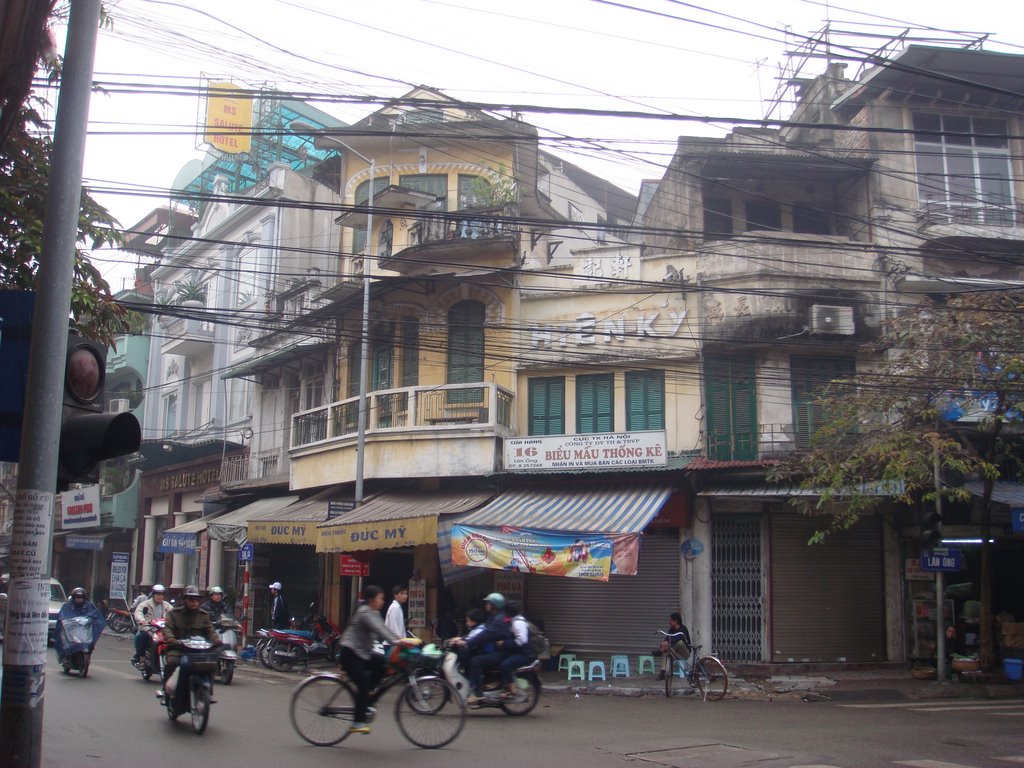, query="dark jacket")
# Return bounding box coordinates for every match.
[201,598,230,623]
[162,605,219,661]
[465,609,513,653]
[270,593,289,629]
